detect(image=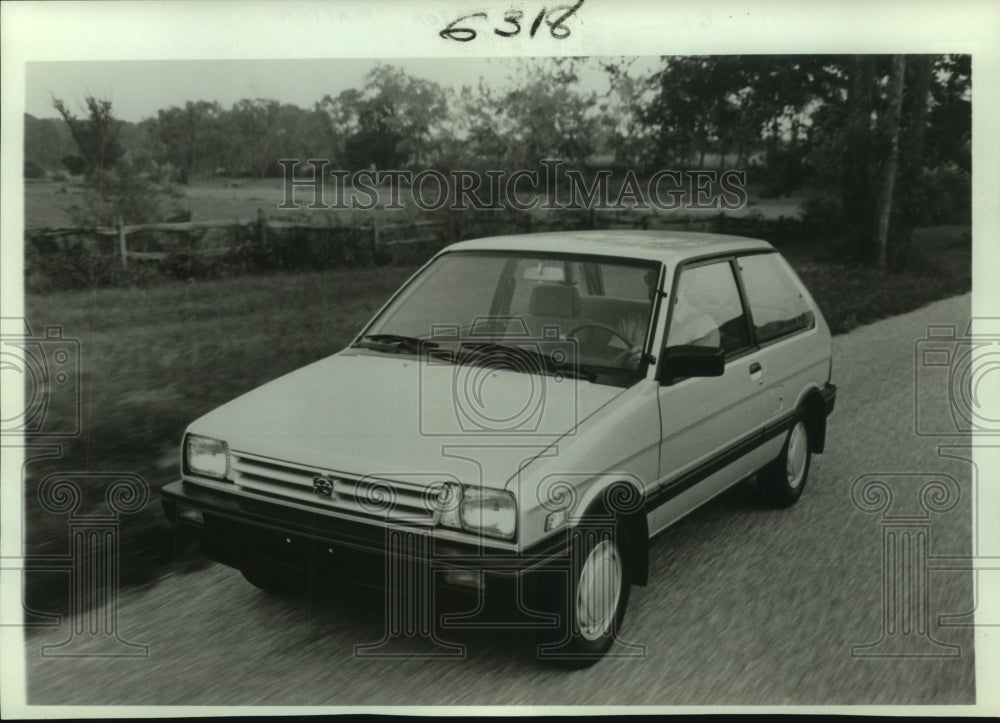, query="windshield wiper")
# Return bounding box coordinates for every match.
[458,341,597,382]
[353,334,438,353]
